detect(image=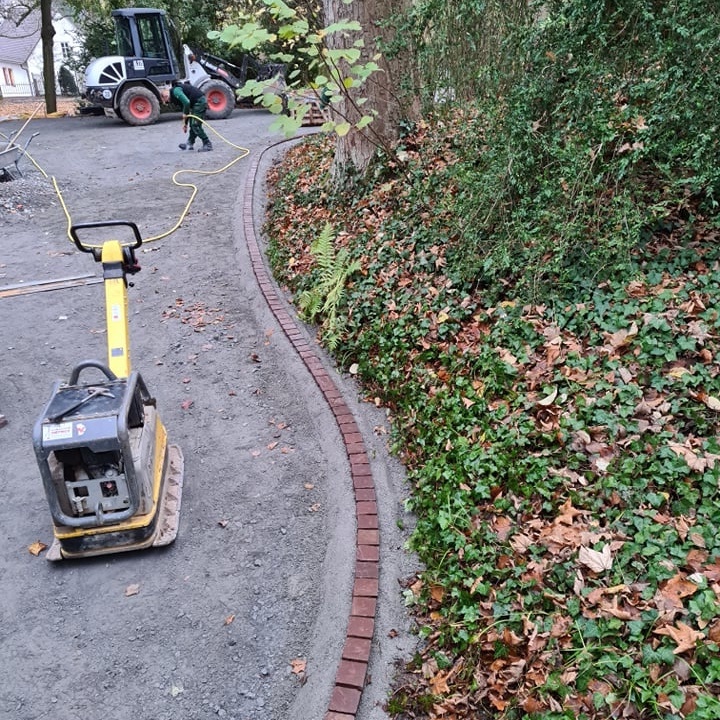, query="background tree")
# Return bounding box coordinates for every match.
[39,0,55,112]
[400,0,530,110]
[321,0,414,176]
[0,0,55,111]
[212,0,418,180]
